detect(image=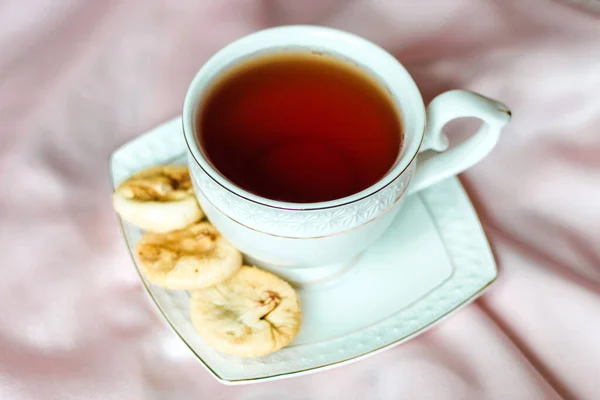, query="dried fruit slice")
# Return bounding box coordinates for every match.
[136,222,242,289]
[191,266,302,358]
[113,165,203,232]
